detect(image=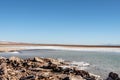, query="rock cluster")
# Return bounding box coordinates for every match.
[106,72,120,80]
[0,56,101,80]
